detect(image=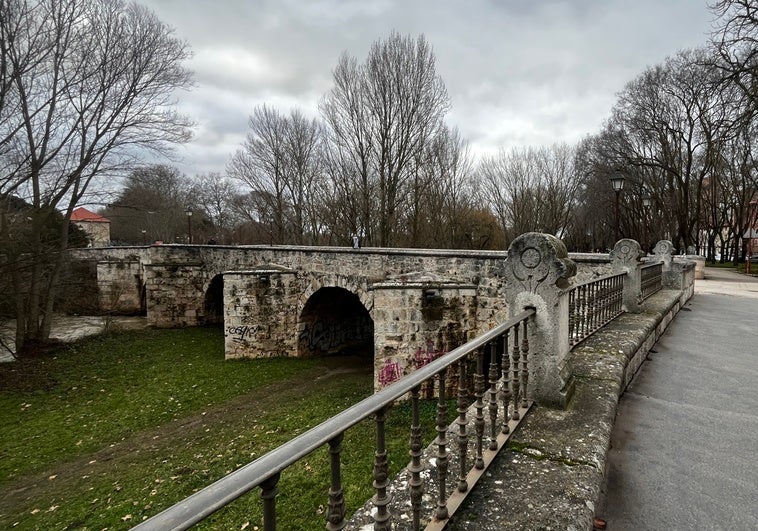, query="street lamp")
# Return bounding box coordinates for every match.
[185,206,193,244]
[141,228,147,245]
[642,196,651,253]
[610,170,625,243]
